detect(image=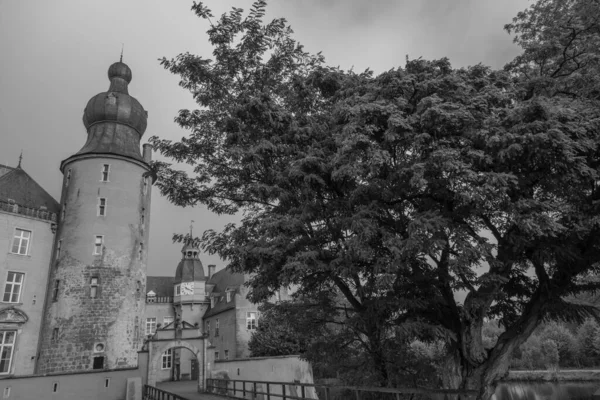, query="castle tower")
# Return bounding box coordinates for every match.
[37,60,152,373]
[173,236,208,327]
